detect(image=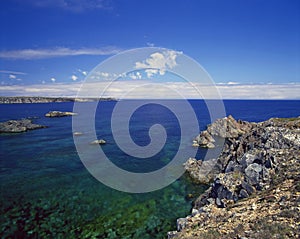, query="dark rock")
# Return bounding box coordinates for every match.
[0,119,47,133]
[241,181,256,195]
[239,189,249,199]
[215,197,223,207]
